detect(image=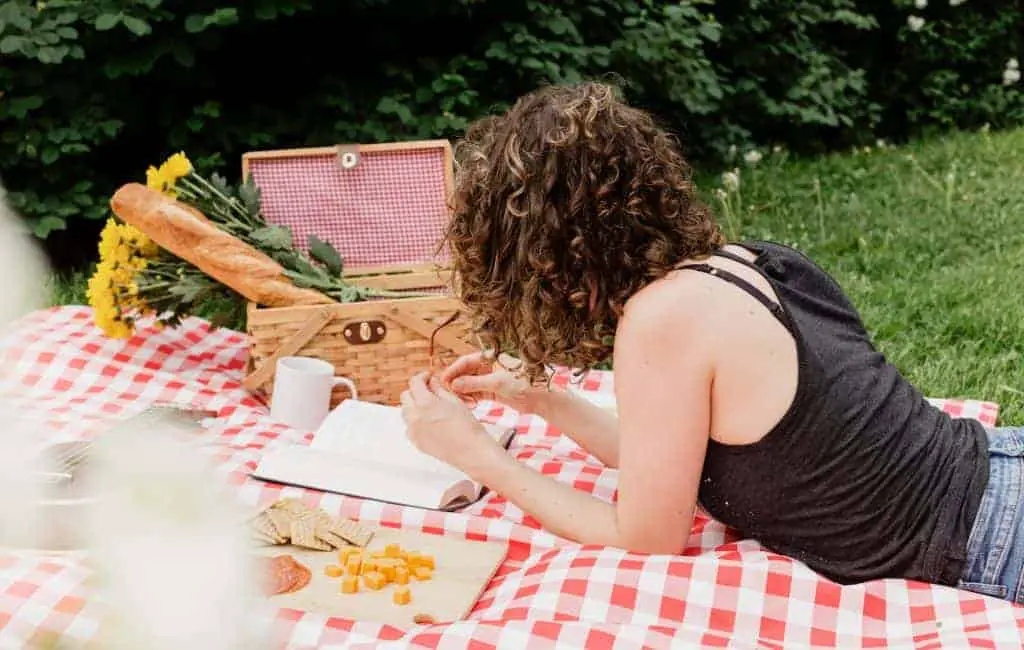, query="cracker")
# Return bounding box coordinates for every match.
[317,529,353,550]
[266,508,294,542]
[252,513,287,544]
[253,498,374,550]
[251,529,279,546]
[291,518,332,551]
[272,498,312,517]
[330,518,374,547]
